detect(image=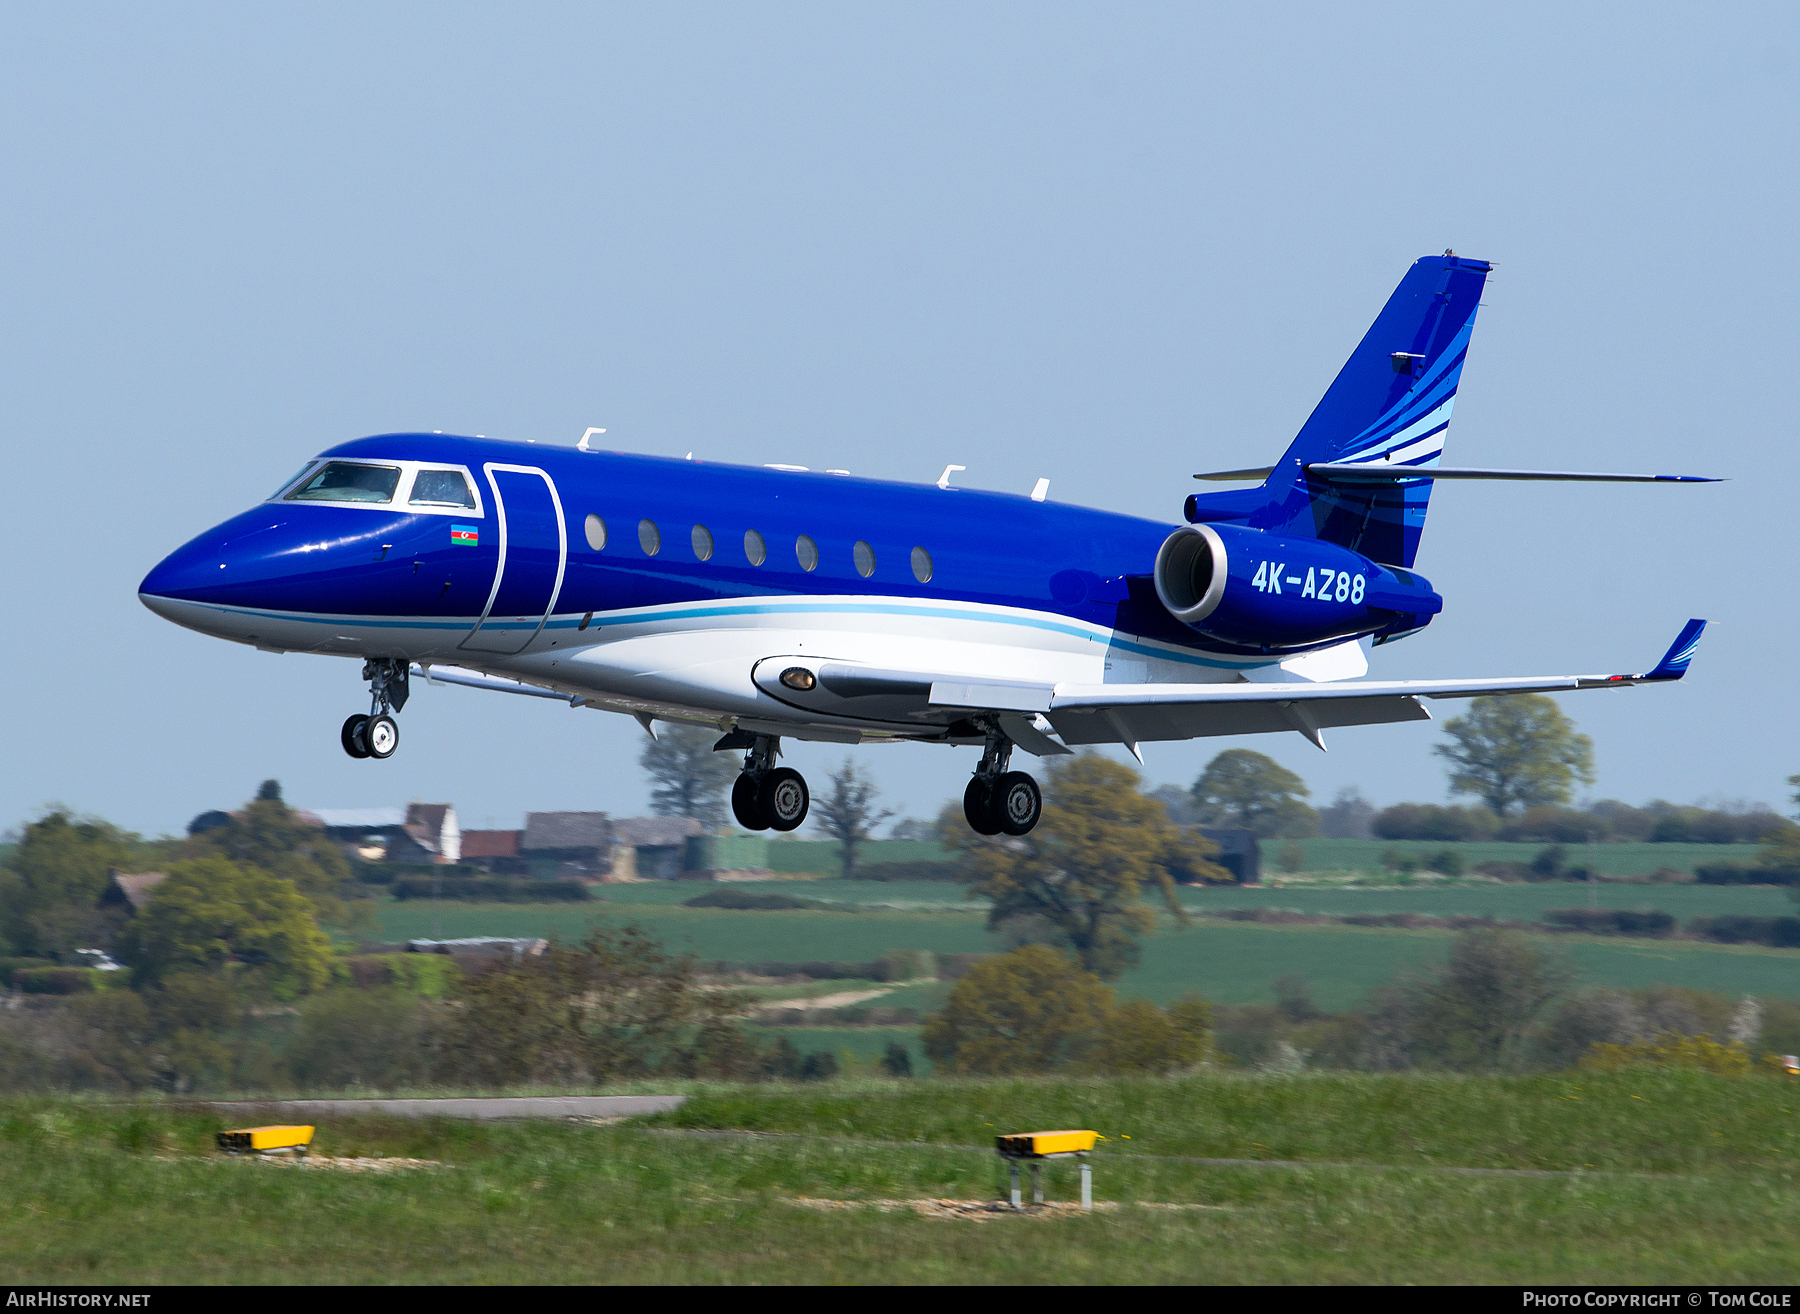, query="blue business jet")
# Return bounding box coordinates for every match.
[140,253,1713,837]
